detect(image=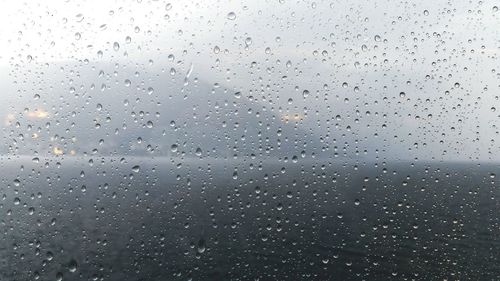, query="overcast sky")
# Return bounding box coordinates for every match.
[1,0,500,161]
